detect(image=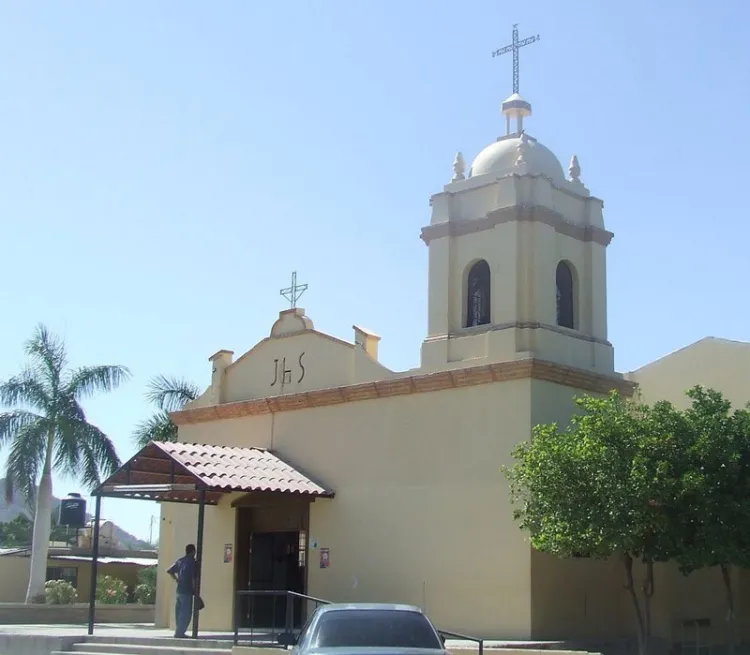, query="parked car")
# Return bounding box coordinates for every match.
[278,603,448,654]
